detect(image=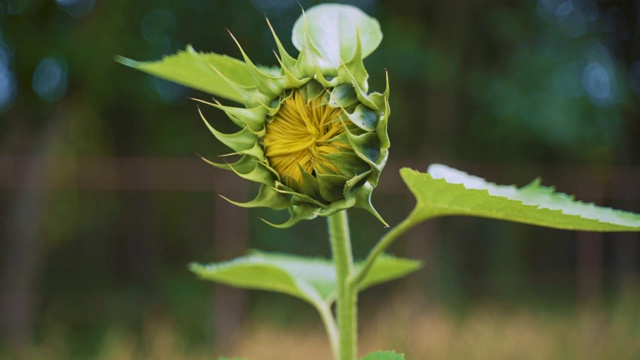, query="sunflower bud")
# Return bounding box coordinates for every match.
[118,4,390,227]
